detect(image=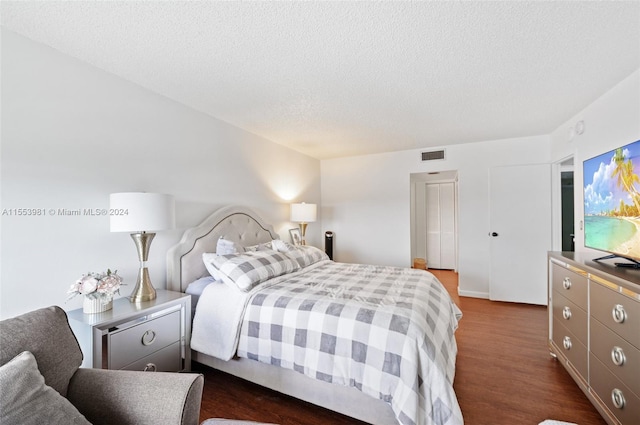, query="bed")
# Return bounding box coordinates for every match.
[167,205,463,425]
